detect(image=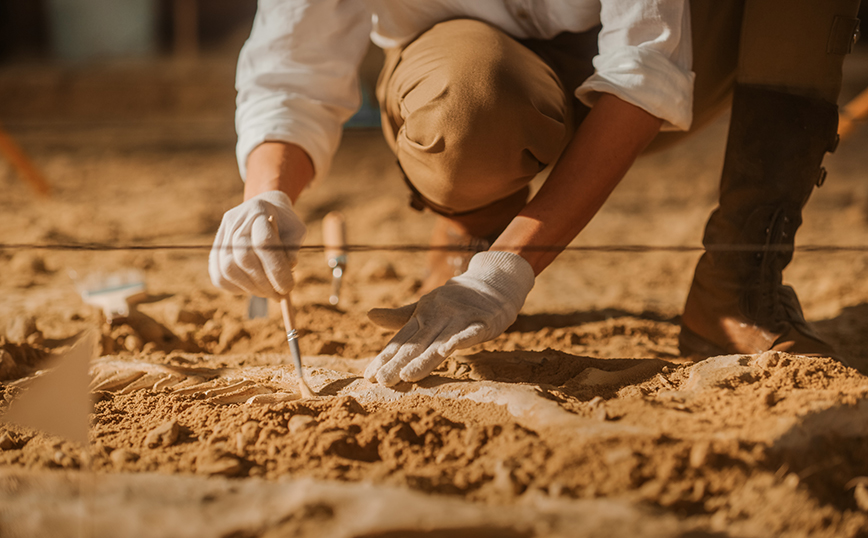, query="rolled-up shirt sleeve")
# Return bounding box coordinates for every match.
[575,0,694,131]
[235,0,372,181]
